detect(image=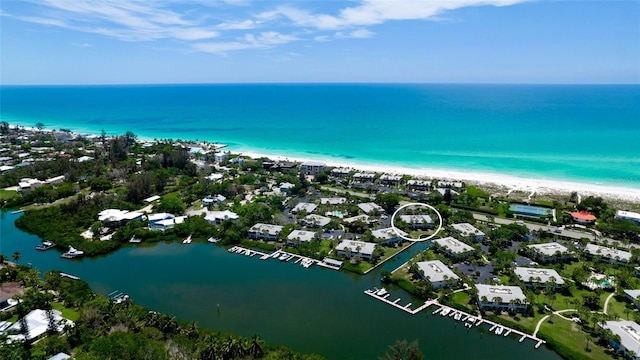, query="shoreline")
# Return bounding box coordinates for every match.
[8,124,640,203]
[237,150,640,203]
